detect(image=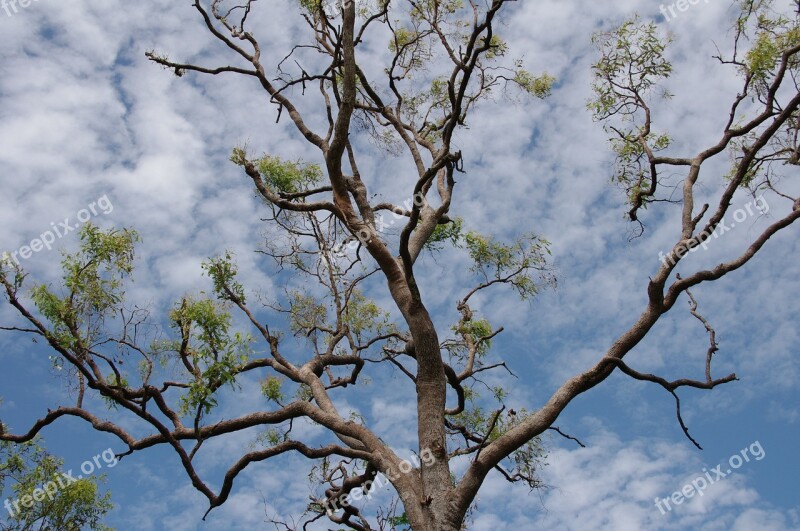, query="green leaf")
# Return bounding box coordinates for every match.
[261,376,285,404]
[202,252,246,303]
[0,439,113,530]
[424,217,464,252]
[257,155,323,194]
[30,224,138,347]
